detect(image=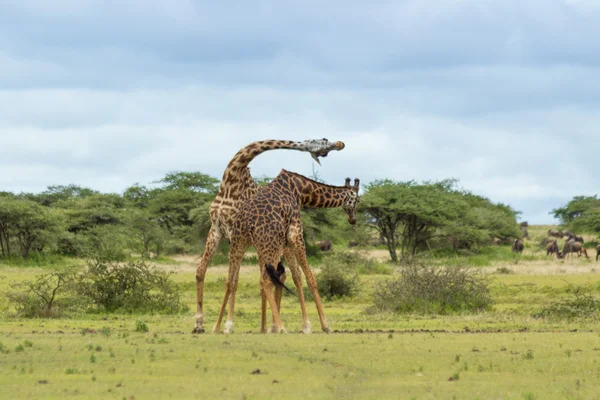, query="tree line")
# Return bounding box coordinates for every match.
[0,172,523,262]
[552,195,600,234]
